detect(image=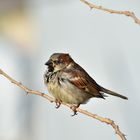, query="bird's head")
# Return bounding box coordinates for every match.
[45,53,73,72]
